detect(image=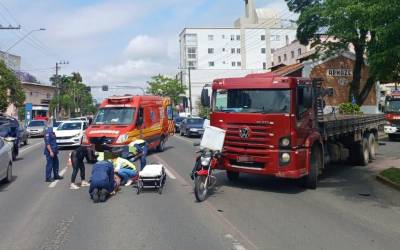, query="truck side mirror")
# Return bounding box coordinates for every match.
[201,88,210,107]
